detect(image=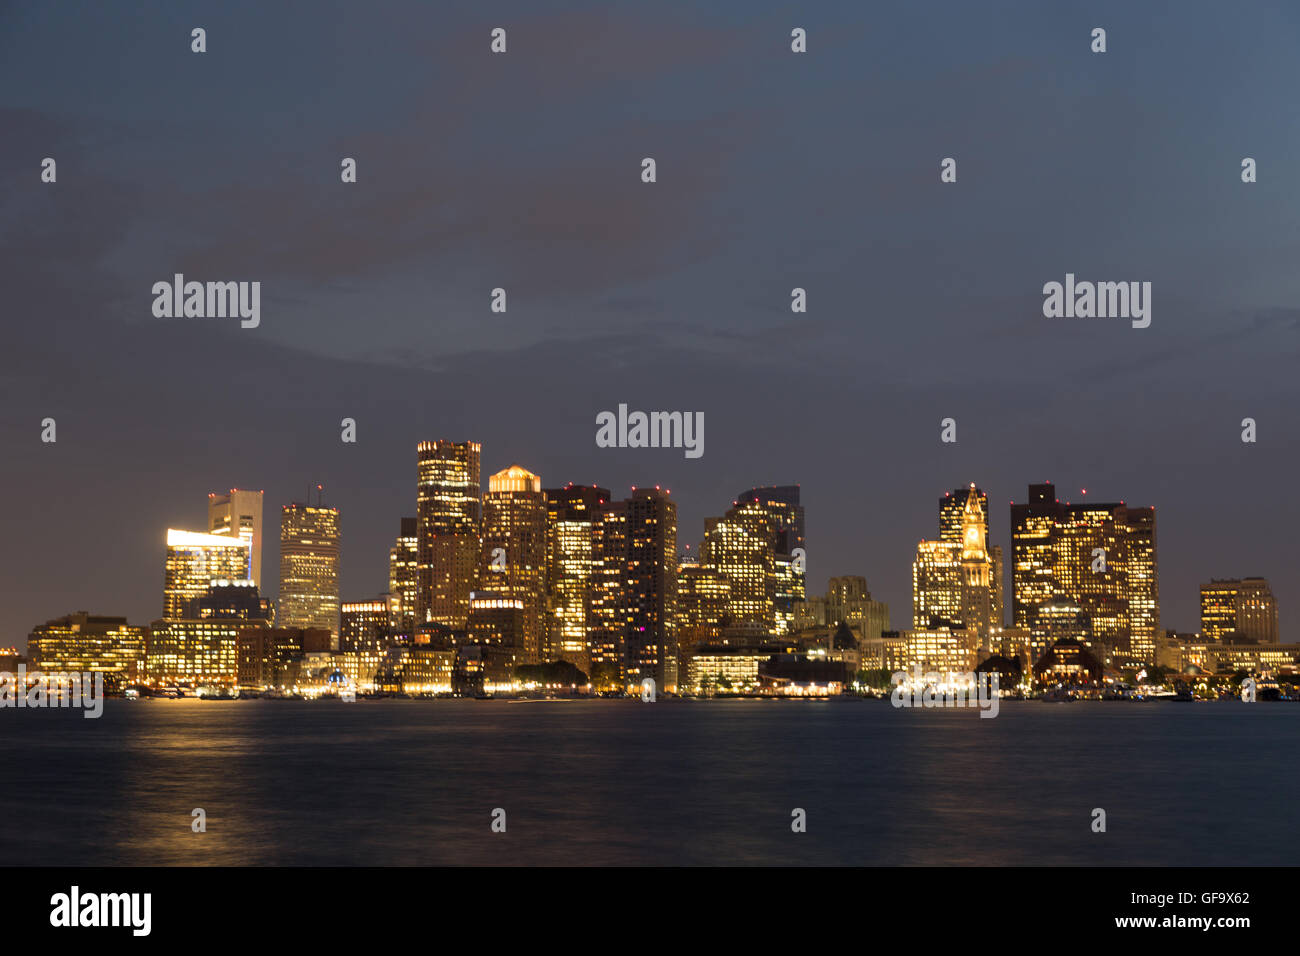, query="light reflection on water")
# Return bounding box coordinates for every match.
[1,698,1291,865]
